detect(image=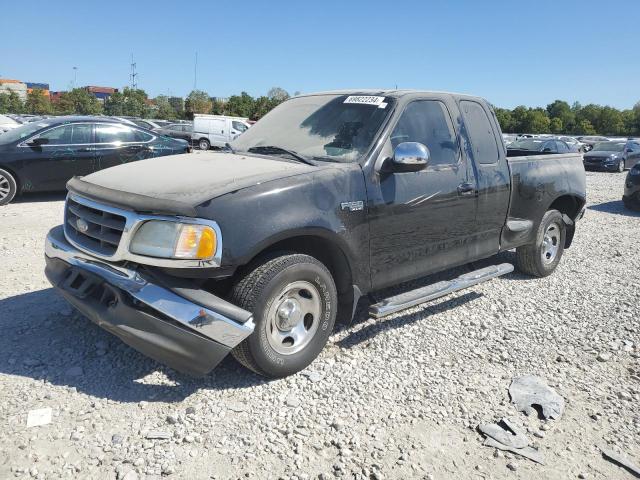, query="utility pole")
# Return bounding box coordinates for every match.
[130,53,138,90]
[73,66,78,88]
[193,52,198,91]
